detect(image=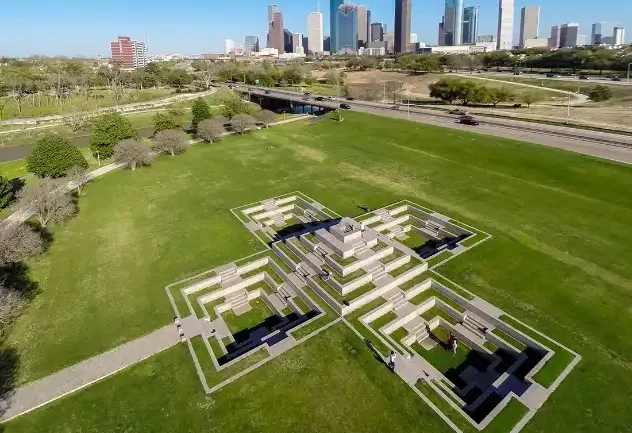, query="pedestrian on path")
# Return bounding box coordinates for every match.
[388,351,397,372]
[451,337,458,355]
